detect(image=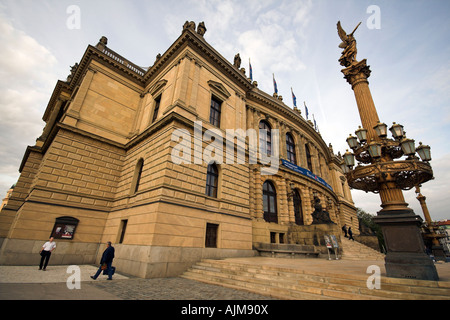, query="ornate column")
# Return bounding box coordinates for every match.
[337,22,438,280]
[342,60,379,141]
